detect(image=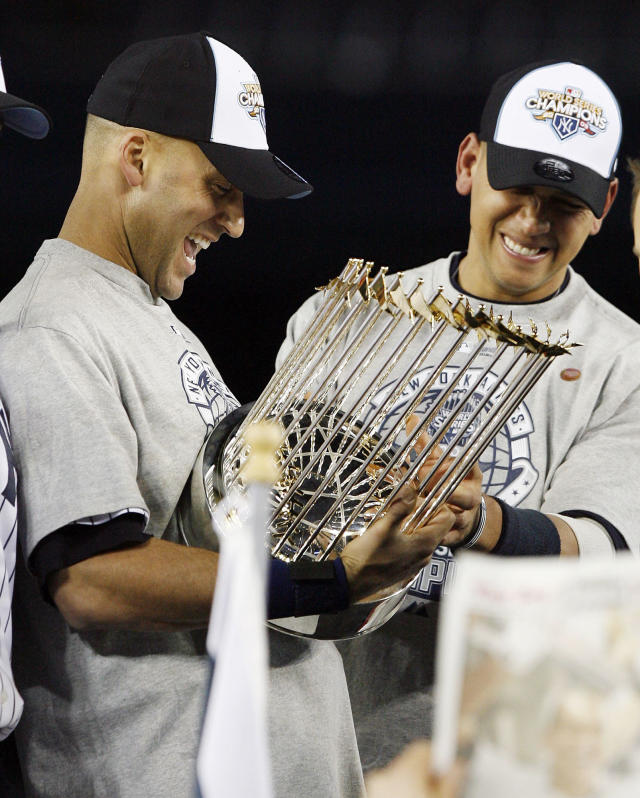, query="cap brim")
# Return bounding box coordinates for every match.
[486,141,611,218]
[198,141,312,200]
[0,91,50,139]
